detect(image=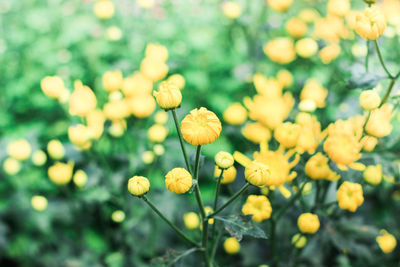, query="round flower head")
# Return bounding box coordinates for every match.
[295,38,318,58]
[48,161,74,185]
[363,164,382,185]
[222,2,242,19]
[241,122,271,143]
[145,43,168,62]
[274,122,301,148]
[73,169,88,188]
[214,165,237,184]
[165,168,193,194]
[223,103,247,125]
[297,213,320,234]
[355,7,386,40]
[47,139,65,160]
[69,81,97,116]
[360,90,380,111]
[224,237,240,254]
[32,150,47,166]
[3,158,21,175]
[153,81,182,110]
[267,0,293,12]
[292,234,307,248]
[319,43,341,64]
[263,38,296,64]
[285,18,307,38]
[365,105,393,138]
[102,70,122,92]
[128,176,150,196]
[305,153,340,181]
[111,210,125,223]
[361,135,378,152]
[68,124,93,149]
[336,181,364,212]
[245,161,270,186]
[140,57,168,81]
[41,76,65,99]
[376,230,397,253]
[167,74,185,90]
[148,124,168,143]
[181,107,222,146]
[128,95,156,118]
[7,139,31,161]
[94,0,115,19]
[242,195,272,222]
[215,151,234,169]
[183,212,200,230]
[277,69,293,88]
[31,195,48,212]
